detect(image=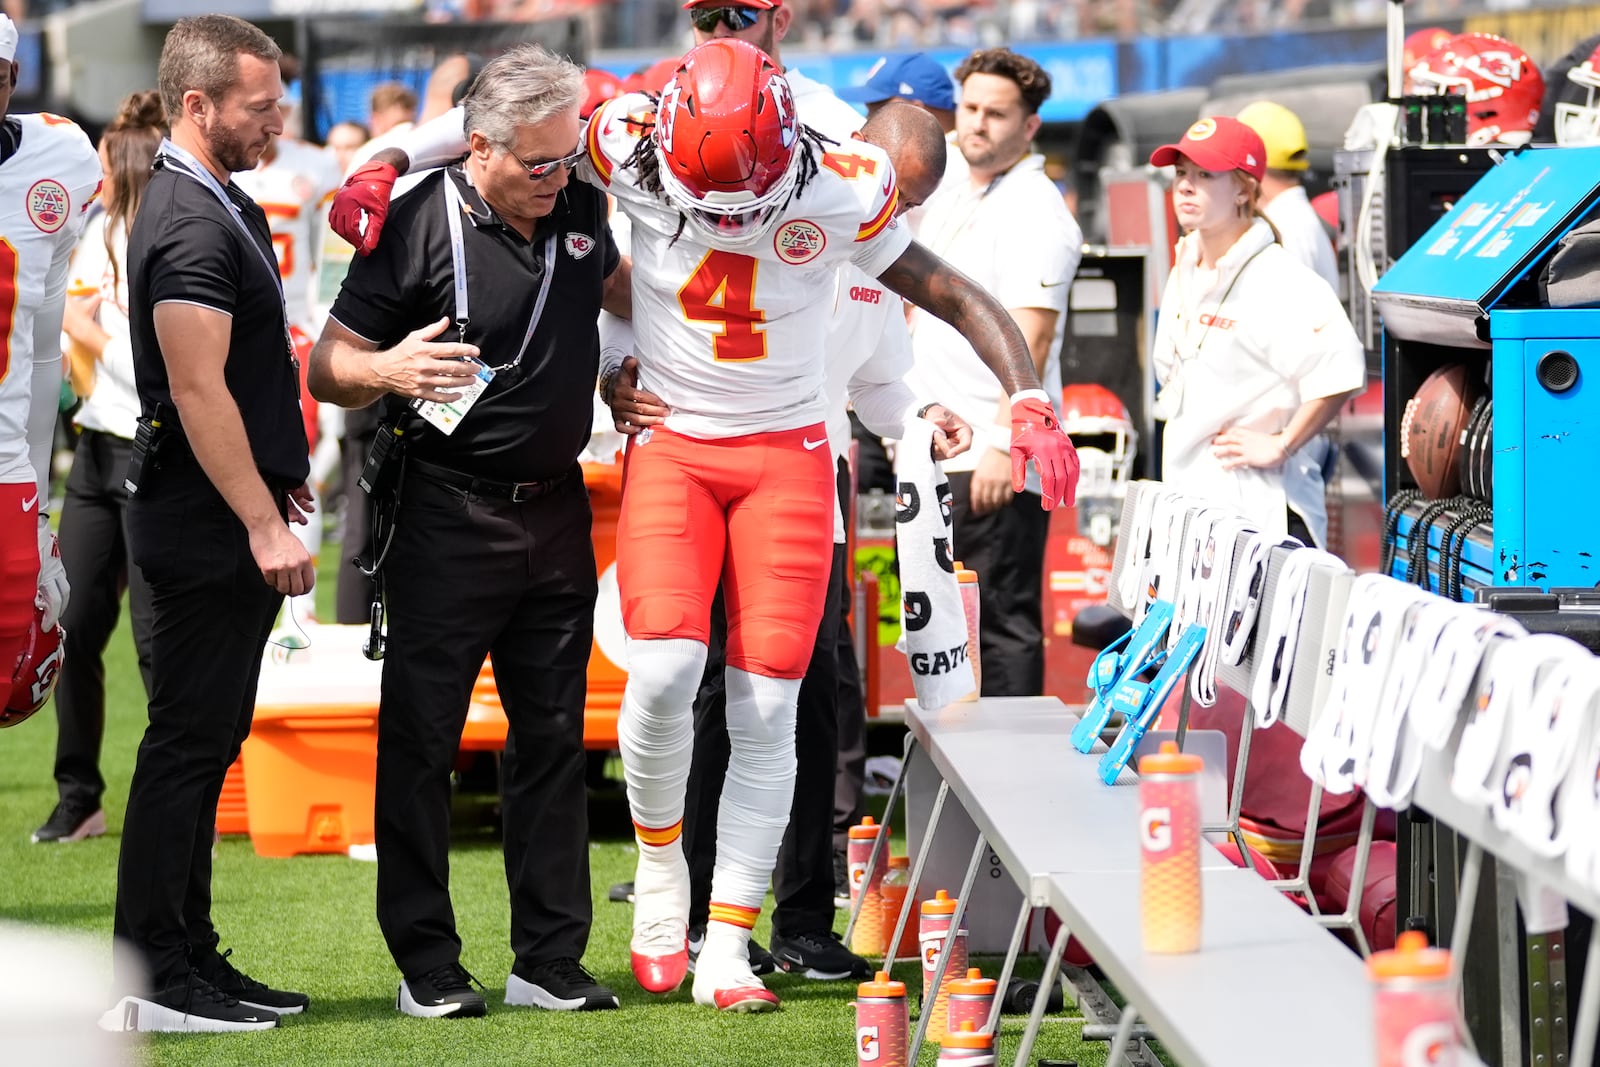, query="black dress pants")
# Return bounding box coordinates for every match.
[116,464,284,987]
[374,467,596,978]
[948,472,1051,697]
[685,468,850,940]
[54,429,155,808]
